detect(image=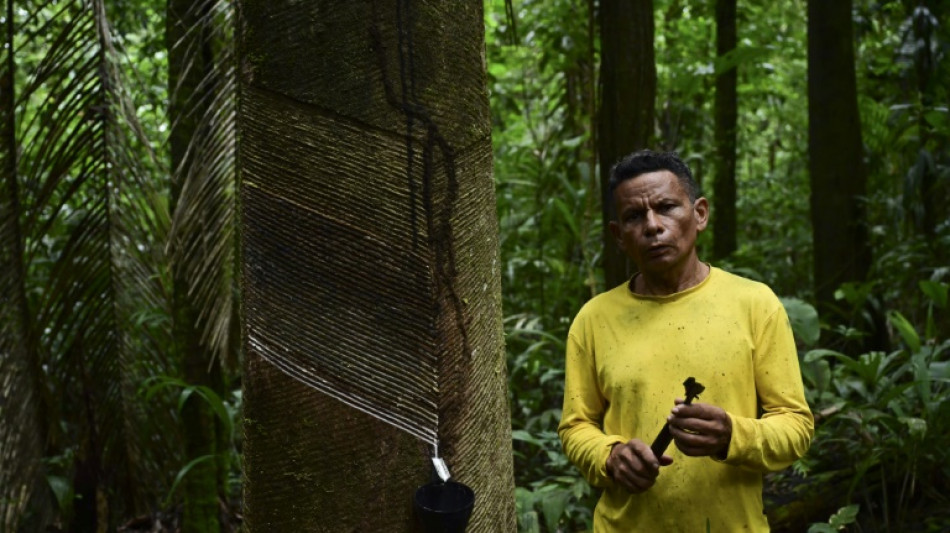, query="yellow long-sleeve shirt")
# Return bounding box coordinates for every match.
[558,267,813,532]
